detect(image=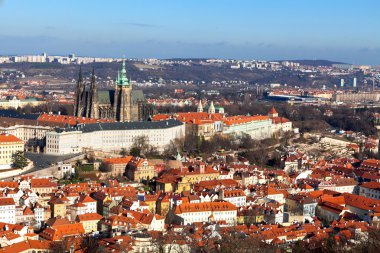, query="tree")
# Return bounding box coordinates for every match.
[130,147,141,157]
[49,238,71,253]
[120,148,128,157]
[80,235,101,253]
[12,151,28,169]
[239,133,257,150]
[200,139,218,157]
[131,135,151,156]
[145,145,160,158]
[183,135,199,153]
